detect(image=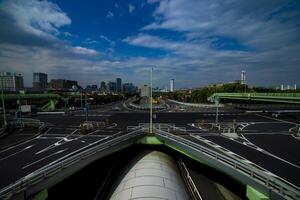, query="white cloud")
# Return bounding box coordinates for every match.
[106,11,114,18]
[71,46,98,55]
[0,0,299,88]
[83,37,97,45]
[129,4,135,13]
[99,35,115,46]
[143,0,300,50]
[1,0,71,36]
